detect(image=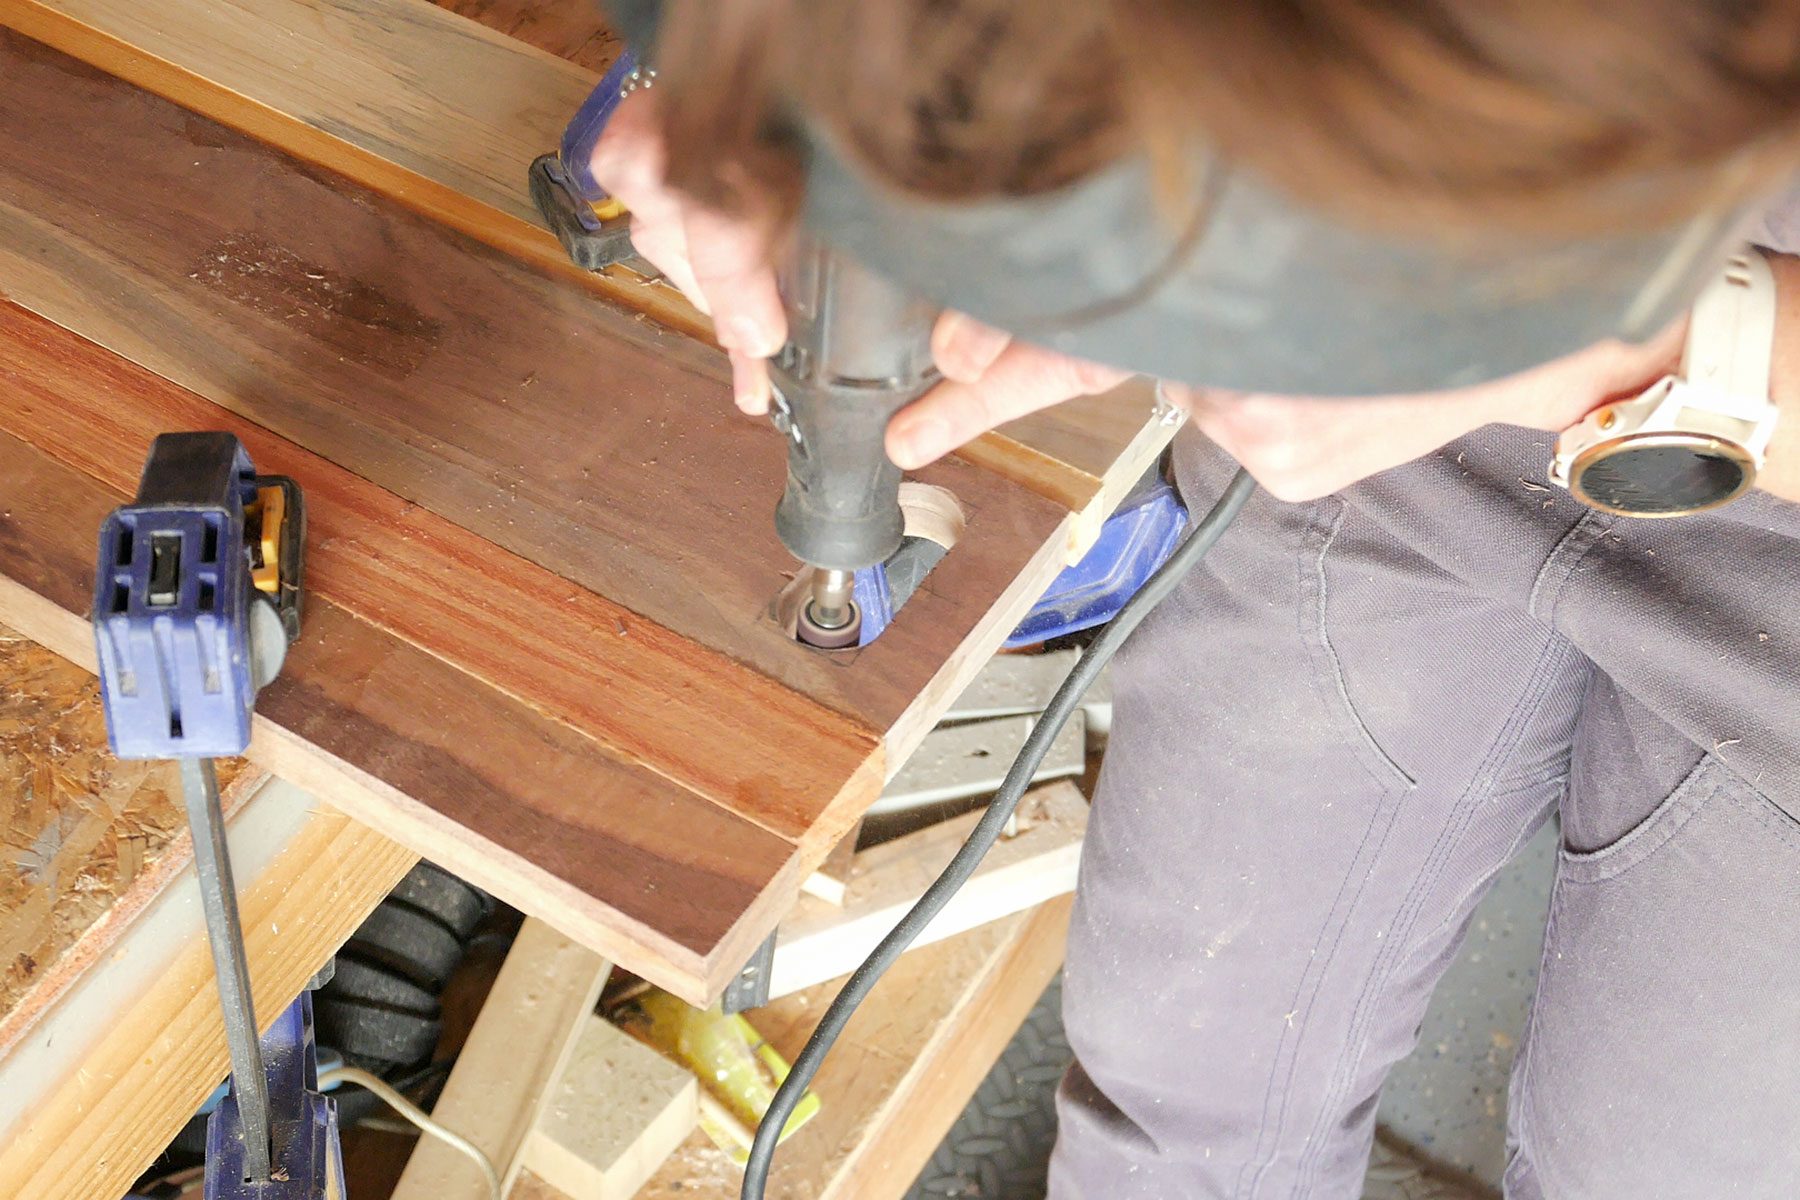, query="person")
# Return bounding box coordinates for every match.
[590,3,1800,1196]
